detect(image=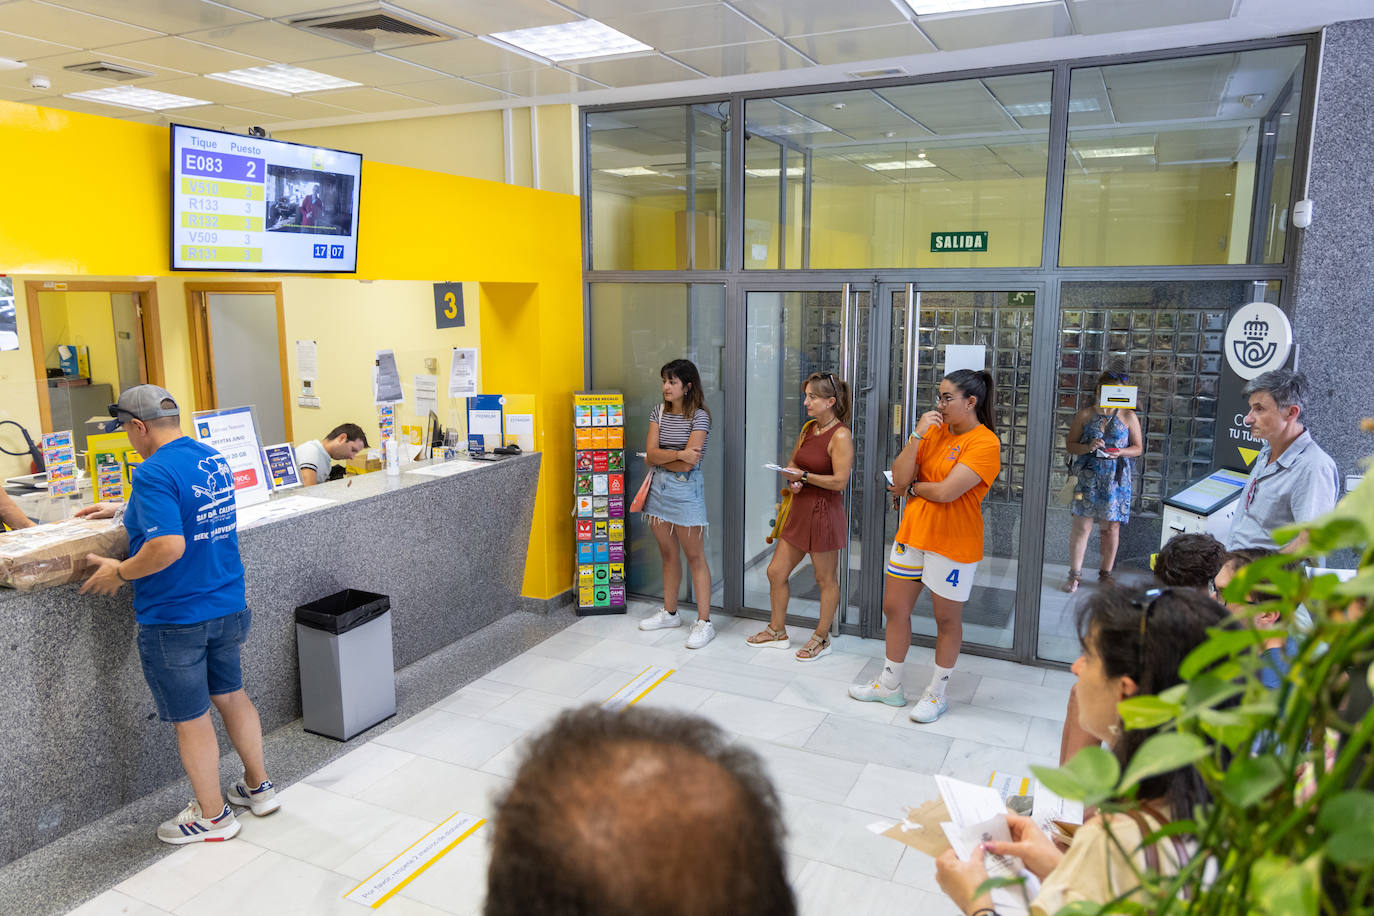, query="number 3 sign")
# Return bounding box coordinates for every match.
[433,282,465,329]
